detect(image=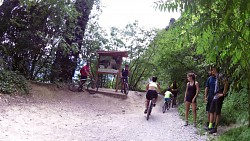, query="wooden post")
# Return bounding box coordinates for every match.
[95,54,100,88]
[115,57,122,92]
